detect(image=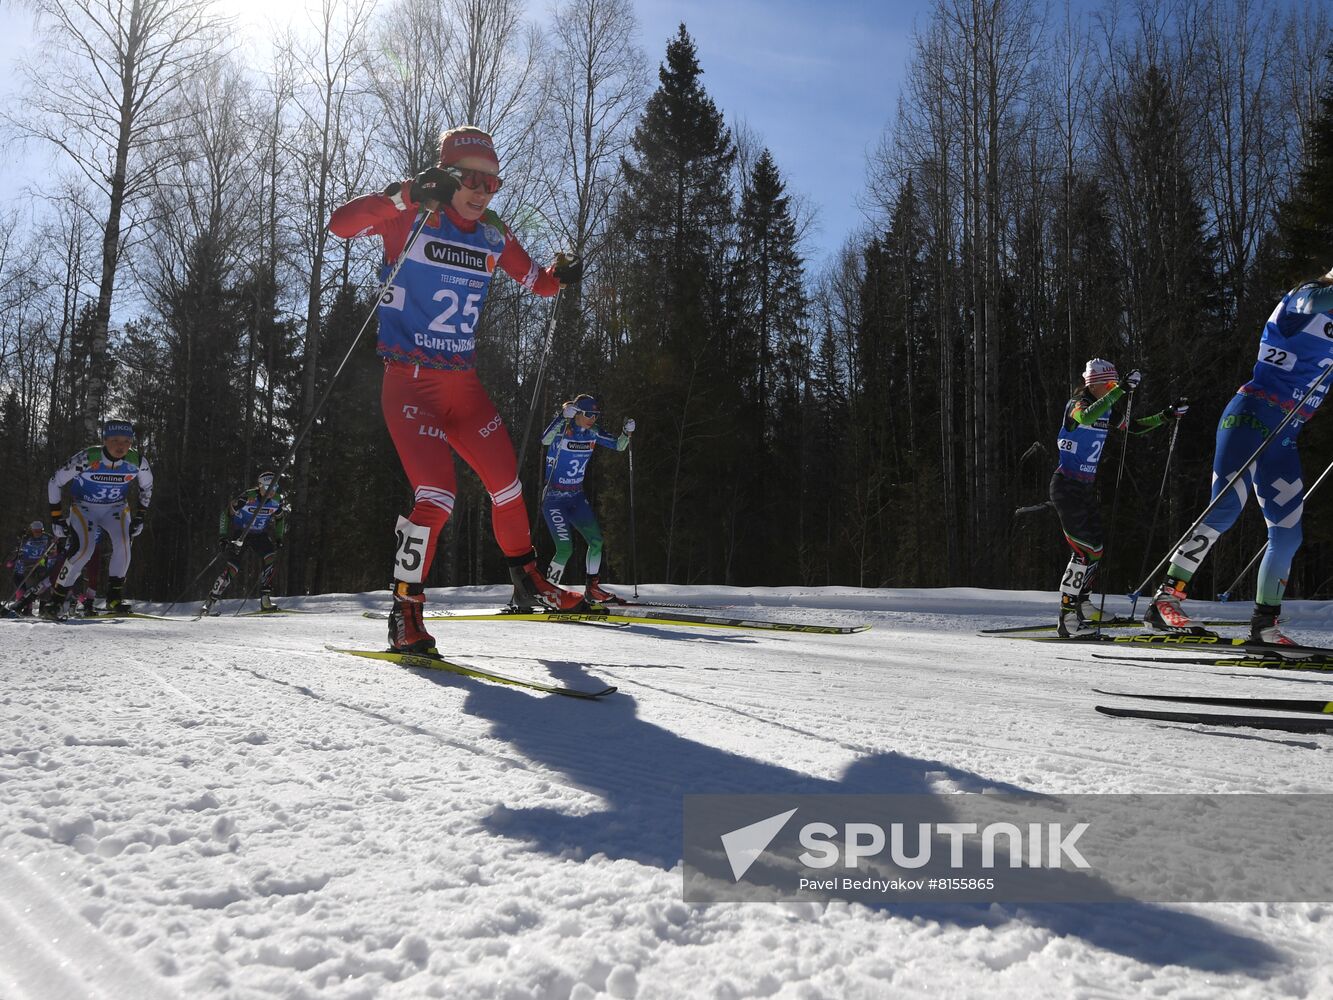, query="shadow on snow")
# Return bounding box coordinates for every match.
[408,658,1285,977]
